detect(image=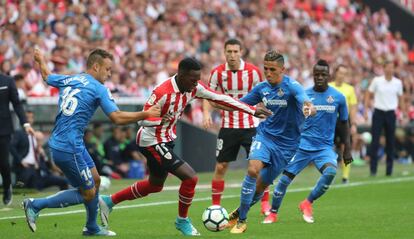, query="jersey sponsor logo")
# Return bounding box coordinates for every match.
[326,95,334,104]
[225,89,248,95]
[262,97,288,107]
[314,105,336,113]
